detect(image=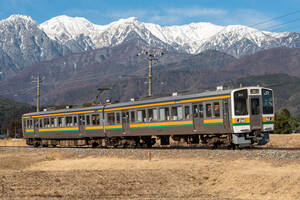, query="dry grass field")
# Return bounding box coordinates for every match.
[1,134,300,200]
